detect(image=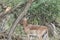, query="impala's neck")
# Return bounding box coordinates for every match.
[22,18,28,27]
